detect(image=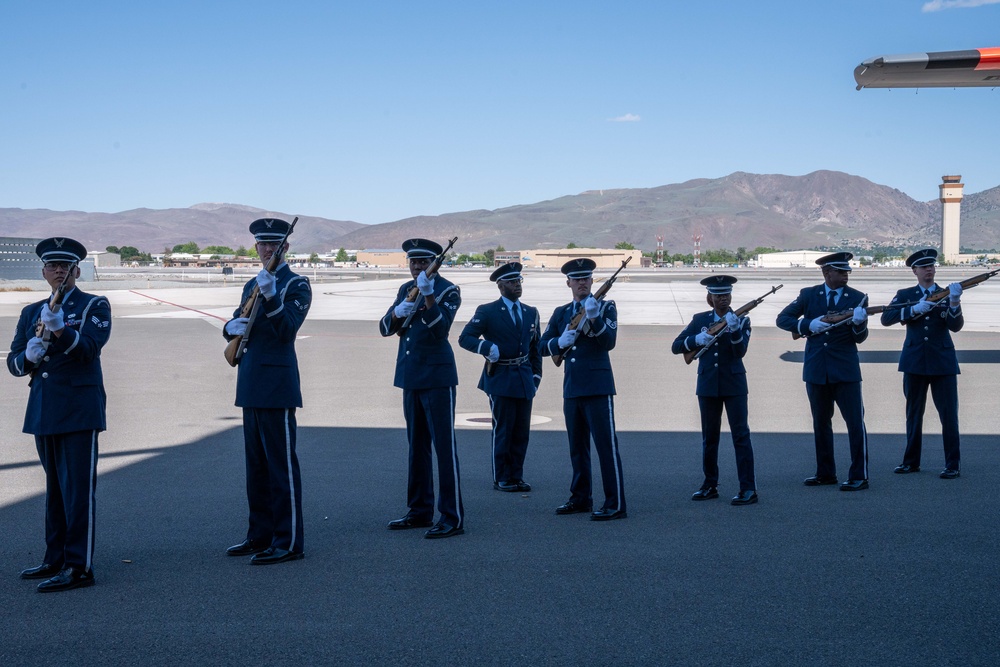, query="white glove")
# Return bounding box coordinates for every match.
[809,318,832,334]
[25,337,47,364]
[695,331,713,346]
[416,271,435,296]
[41,303,64,332]
[558,326,579,348]
[393,300,416,319]
[225,317,249,337]
[584,296,600,319]
[724,312,741,330]
[911,298,933,316]
[948,282,963,306]
[256,269,277,299]
[851,306,868,325]
[486,344,500,363]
